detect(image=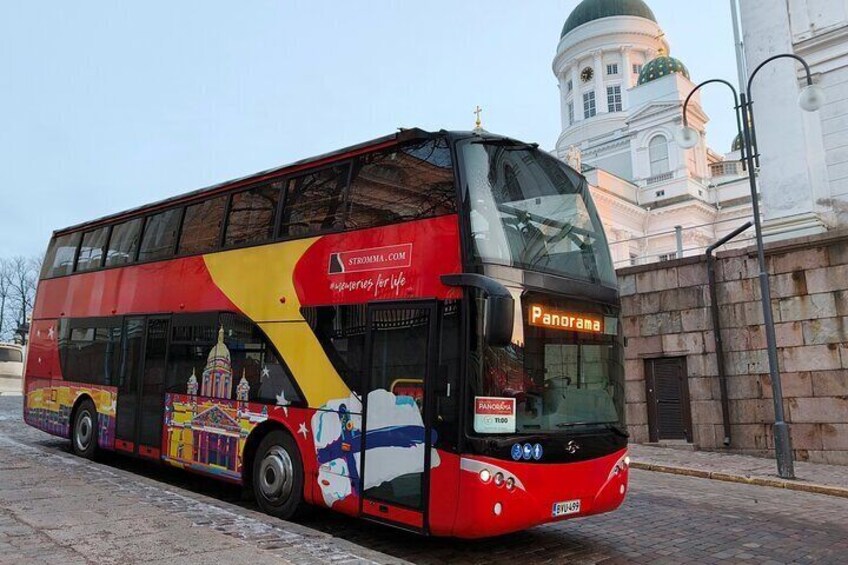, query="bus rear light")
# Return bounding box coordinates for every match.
[493,502,503,516]
[494,472,505,487]
[479,469,492,483]
[505,477,515,491]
